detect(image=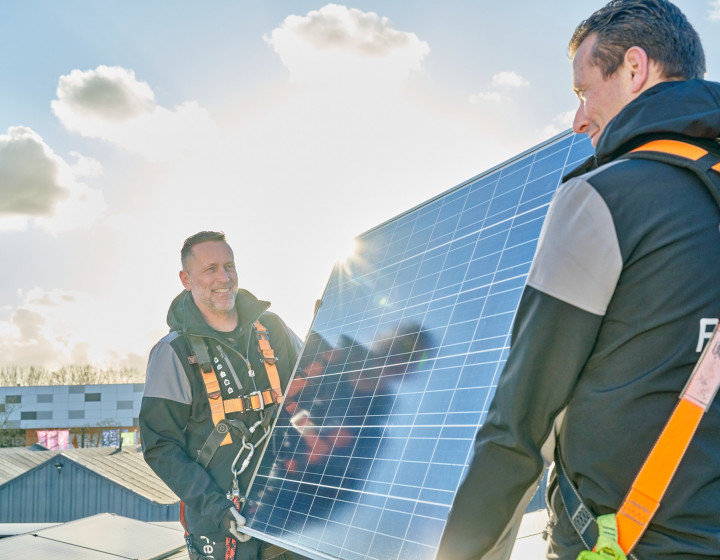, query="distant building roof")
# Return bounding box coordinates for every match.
[0,447,60,485]
[0,445,178,505]
[60,445,178,505]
